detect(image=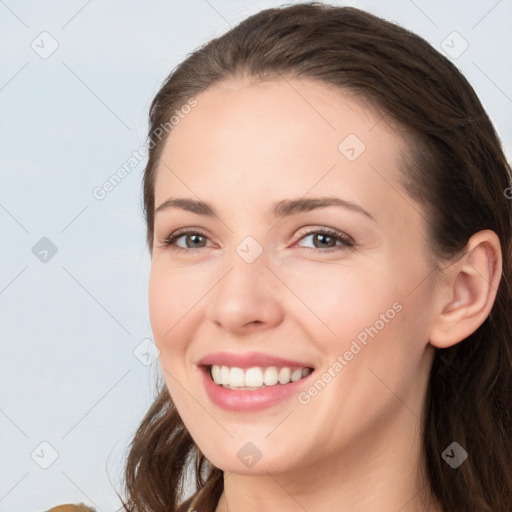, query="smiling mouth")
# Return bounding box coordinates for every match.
[205,364,314,390]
